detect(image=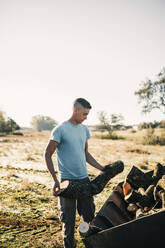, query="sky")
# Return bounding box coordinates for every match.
[0,0,165,127]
